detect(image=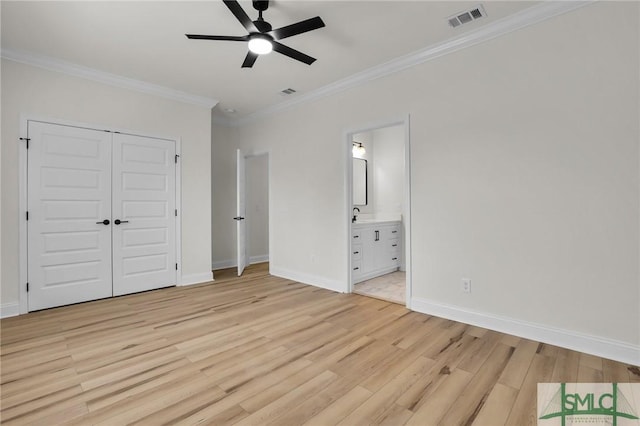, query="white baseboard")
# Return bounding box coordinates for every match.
[354,266,400,284]
[250,255,269,264]
[411,297,640,366]
[180,271,214,287]
[211,259,235,270]
[1,302,20,318]
[212,255,269,271]
[270,266,346,294]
